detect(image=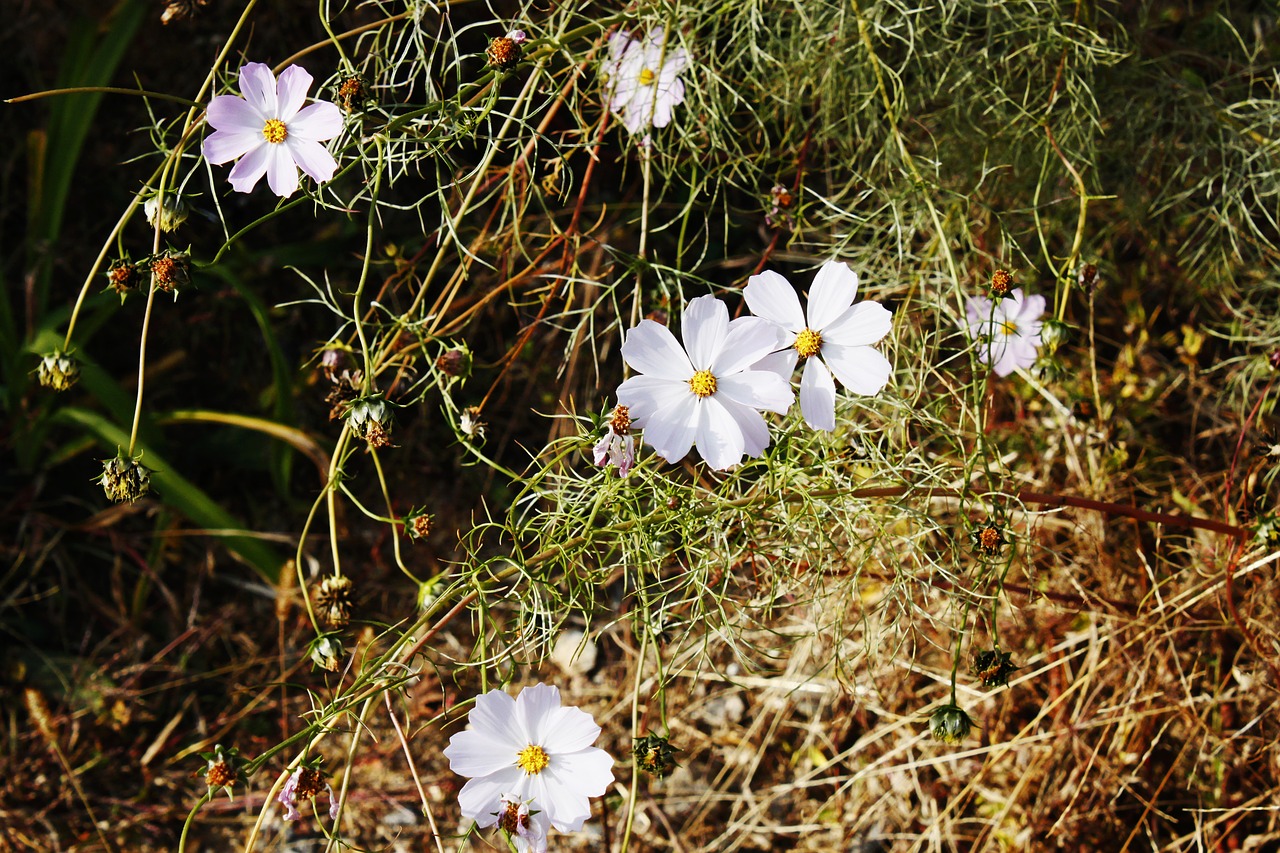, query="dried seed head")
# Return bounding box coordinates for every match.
[990,269,1013,297]
[334,74,373,113]
[486,36,522,70]
[294,766,327,800]
[314,575,355,628]
[203,745,239,792]
[36,351,81,392]
[99,452,153,503]
[1078,262,1099,290]
[161,0,209,25]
